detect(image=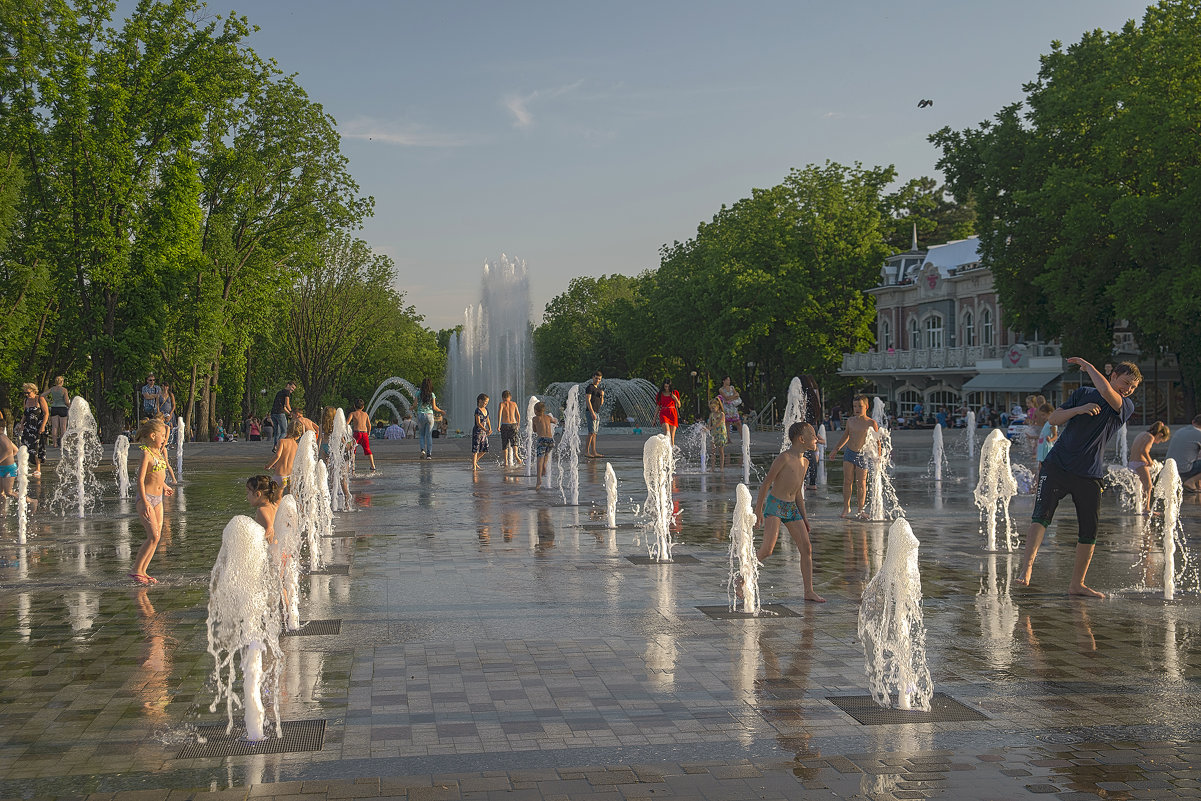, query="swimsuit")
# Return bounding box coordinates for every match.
[1127,460,1148,470]
[353,430,372,456]
[140,445,168,472]
[843,448,869,470]
[763,493,804,523]
[536,436,555,457]
[472,409,490,454]
[0,463,16,478]
[500,423,518,449]
[145,493,163,508]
